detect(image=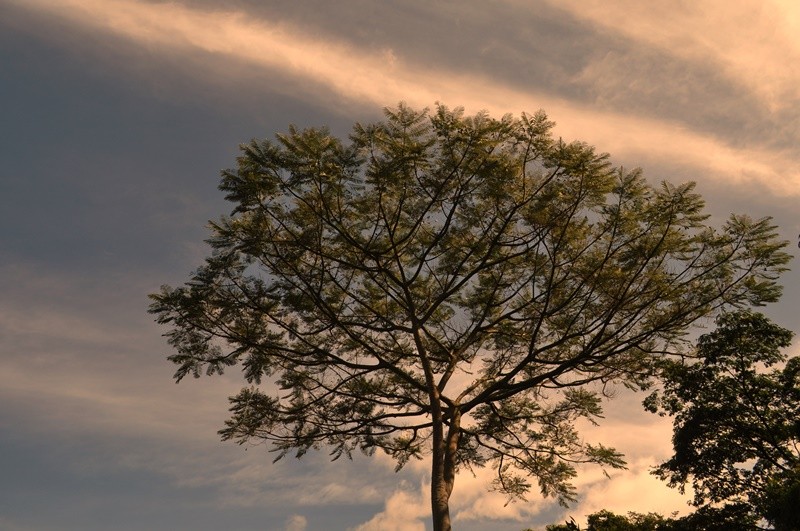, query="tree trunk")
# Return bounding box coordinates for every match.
[431,409,461,531]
